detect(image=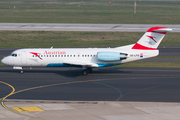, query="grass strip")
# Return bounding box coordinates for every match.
[154,56,180,59]
[0,1,180,24]
[0,31,179,48]
[0,60,4,66]
[117,61,180,68]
